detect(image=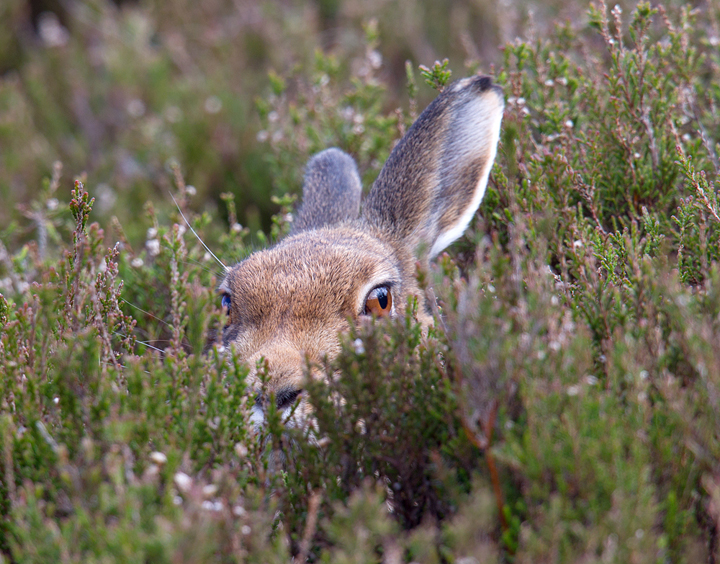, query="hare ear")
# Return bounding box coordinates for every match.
[362,75,504,258]
[291,148,362,233]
